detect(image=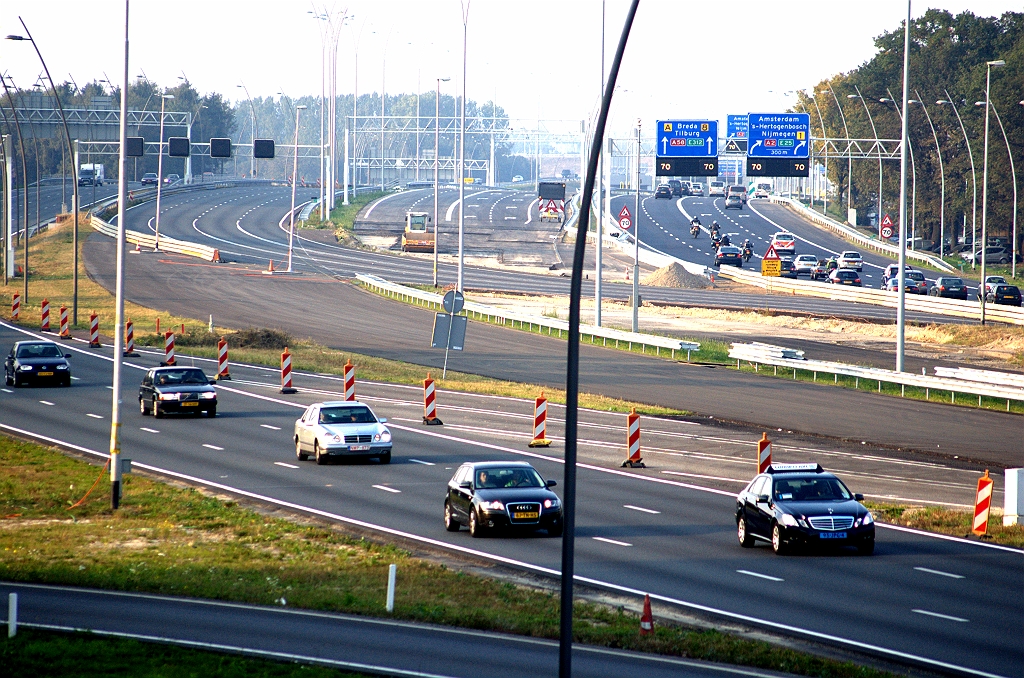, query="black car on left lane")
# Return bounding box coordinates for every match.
[139,366,217,417]
[444,461,562,538]
[5,340,71,387]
